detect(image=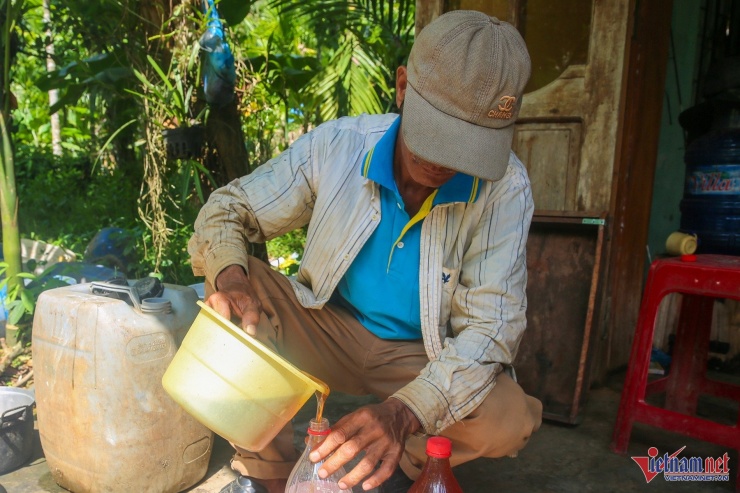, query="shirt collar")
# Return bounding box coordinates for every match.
[361,116,480,204]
